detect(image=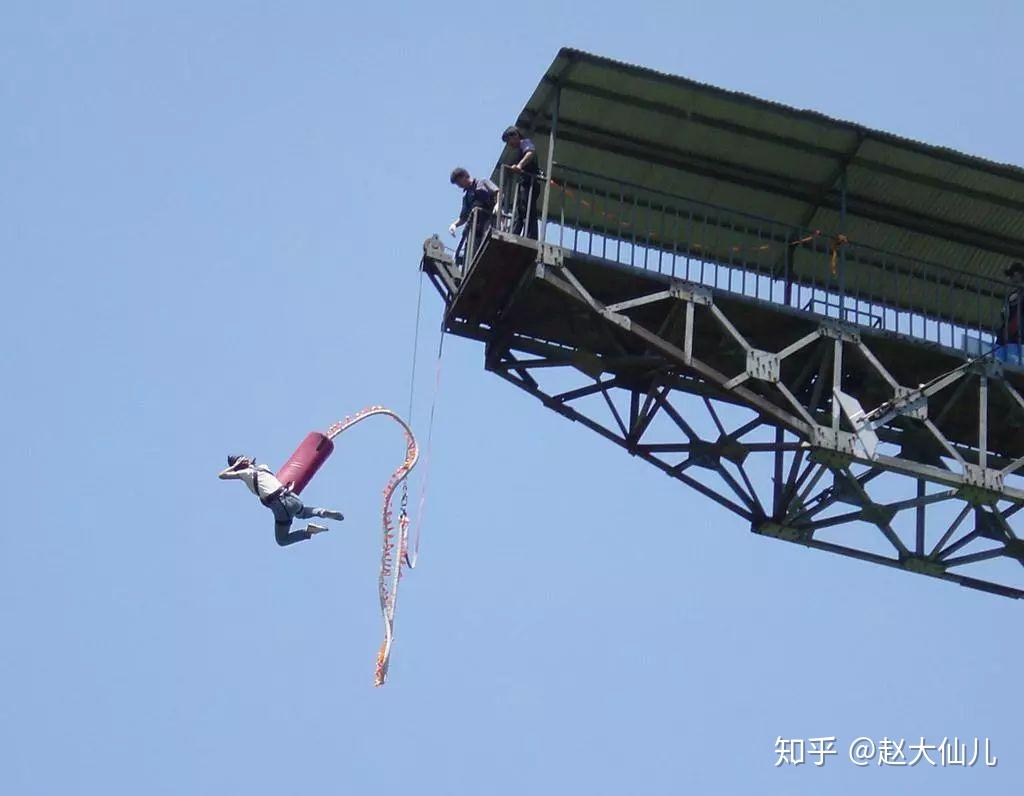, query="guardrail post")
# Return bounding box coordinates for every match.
[538,84,561,251]
[783,230,794,307]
